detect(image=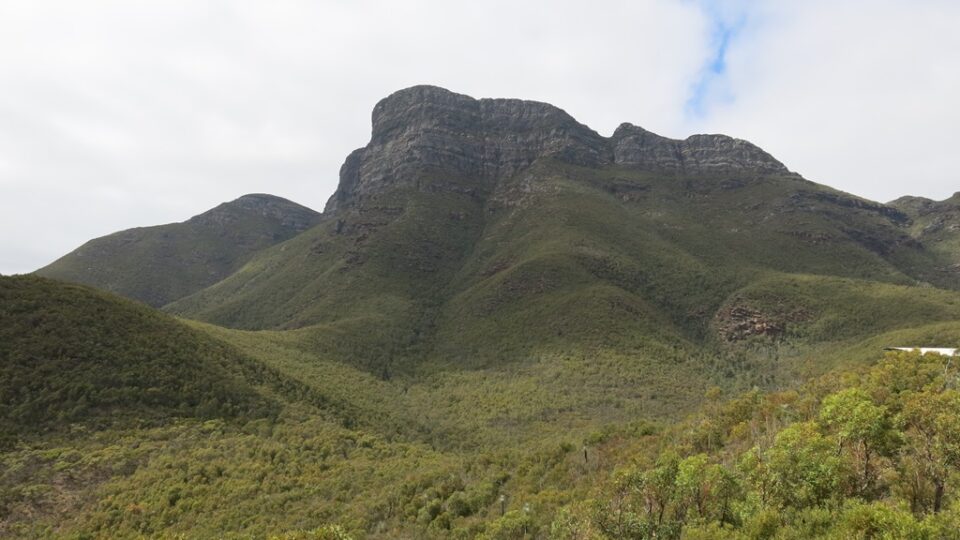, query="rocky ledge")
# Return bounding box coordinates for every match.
[327,85,791,211]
